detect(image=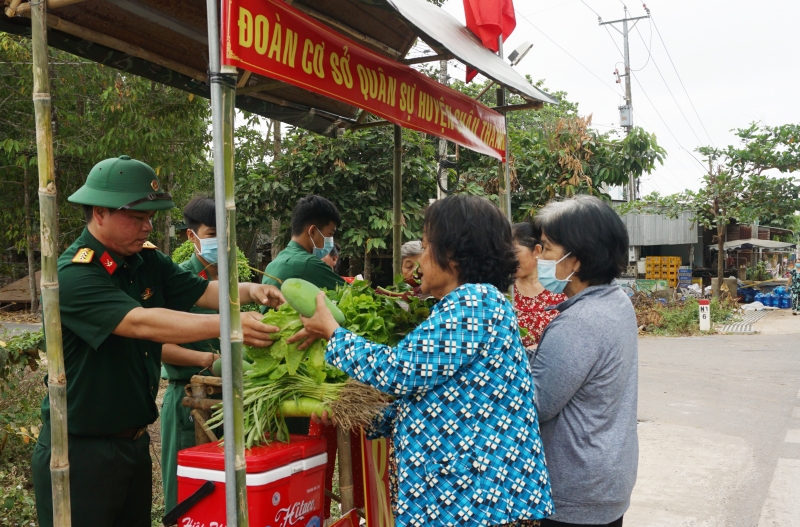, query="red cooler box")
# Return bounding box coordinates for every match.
[177,435,327,527]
